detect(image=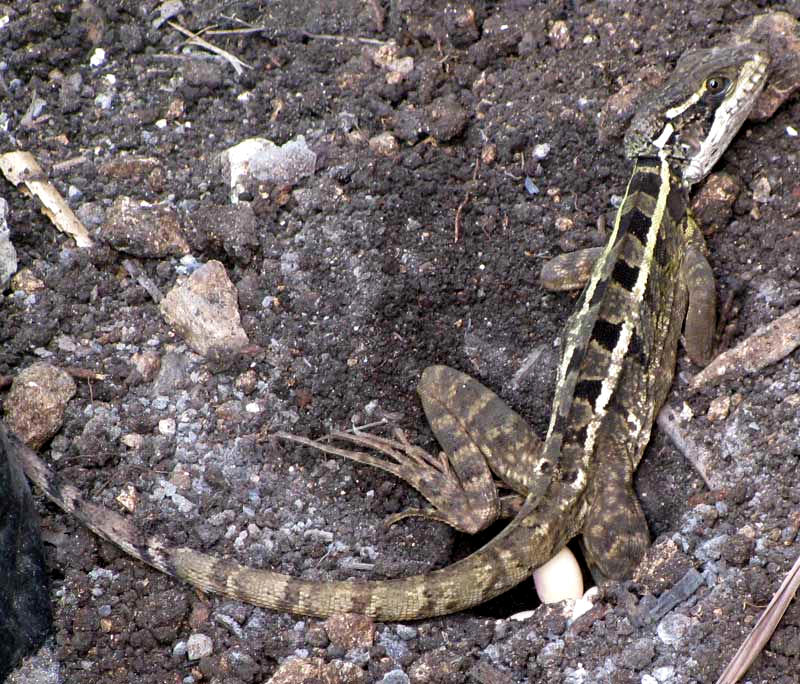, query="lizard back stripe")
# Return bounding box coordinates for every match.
[544,151,650,442]
[622,208,651,245]
[591,319,622,351]
[612,260,639,291]
[582,156,672,458]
